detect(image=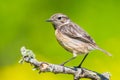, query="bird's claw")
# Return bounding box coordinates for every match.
[59,63,65,66]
